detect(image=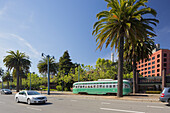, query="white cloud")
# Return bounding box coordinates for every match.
[0,4,8,16]
[159,27,170,33]
[0,33,40,73]
[10,34,40,58]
